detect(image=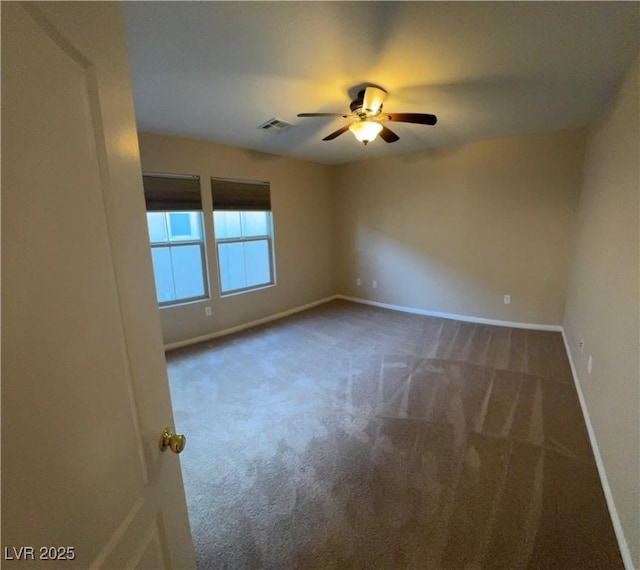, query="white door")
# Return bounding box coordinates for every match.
[1,2,195,568]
